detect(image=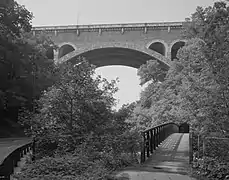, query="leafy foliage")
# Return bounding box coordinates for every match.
[183,1,229,132]
[137,60,167,85]
[134,0,229,135]
[17,60,140,179]
[192,157,229,180]
[132,1,229,179]
[204,138,229,162]
[20,59,116,148]
[13,154,110,180]
[0,0,56,136]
